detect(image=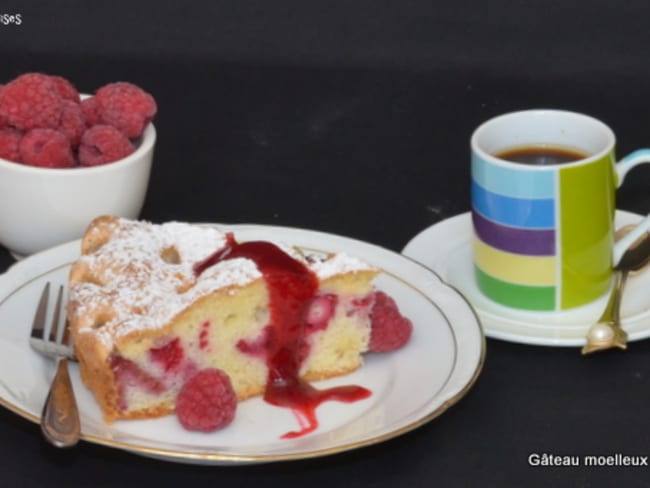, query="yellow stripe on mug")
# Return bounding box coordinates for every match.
[473,236,556,286]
